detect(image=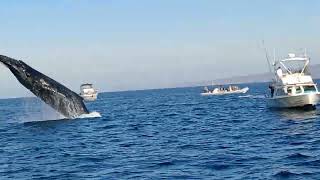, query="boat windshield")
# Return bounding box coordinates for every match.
[287,86,303,95]
[303,85,317,93]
